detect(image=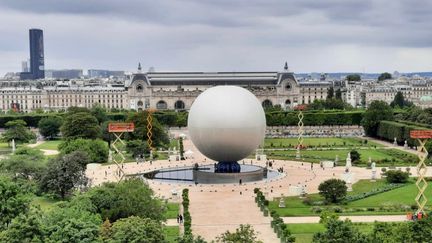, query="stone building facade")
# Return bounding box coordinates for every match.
[0,70,330,112]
